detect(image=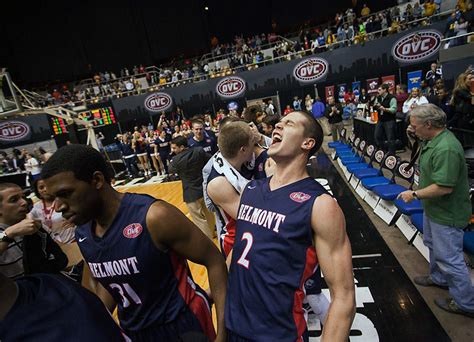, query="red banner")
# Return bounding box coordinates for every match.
[381,75,396,94]
[325,85,335,100]
[366,78,379,95]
